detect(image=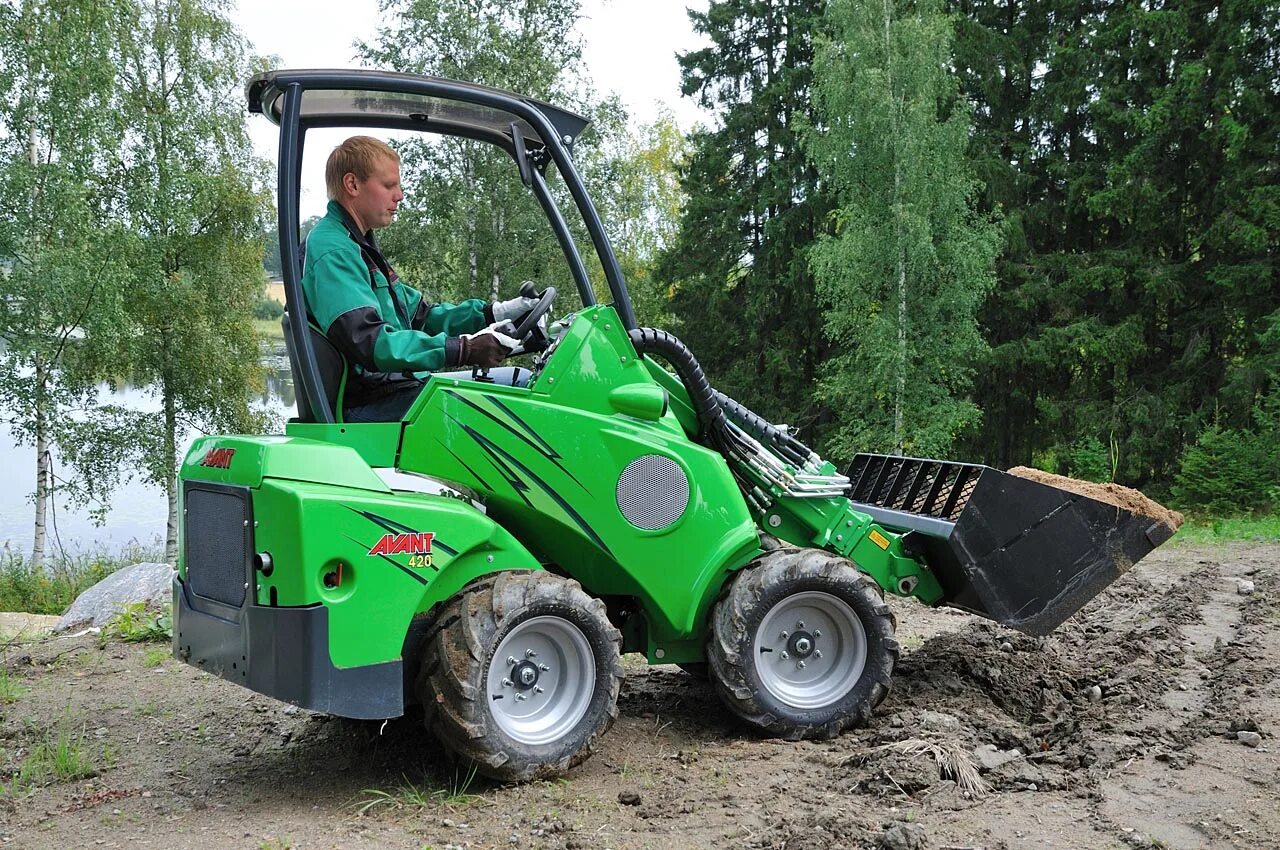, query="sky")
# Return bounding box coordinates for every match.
[231,0,712,218]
